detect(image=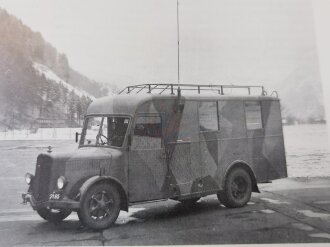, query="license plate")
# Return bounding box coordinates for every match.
[49,192,61,200]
